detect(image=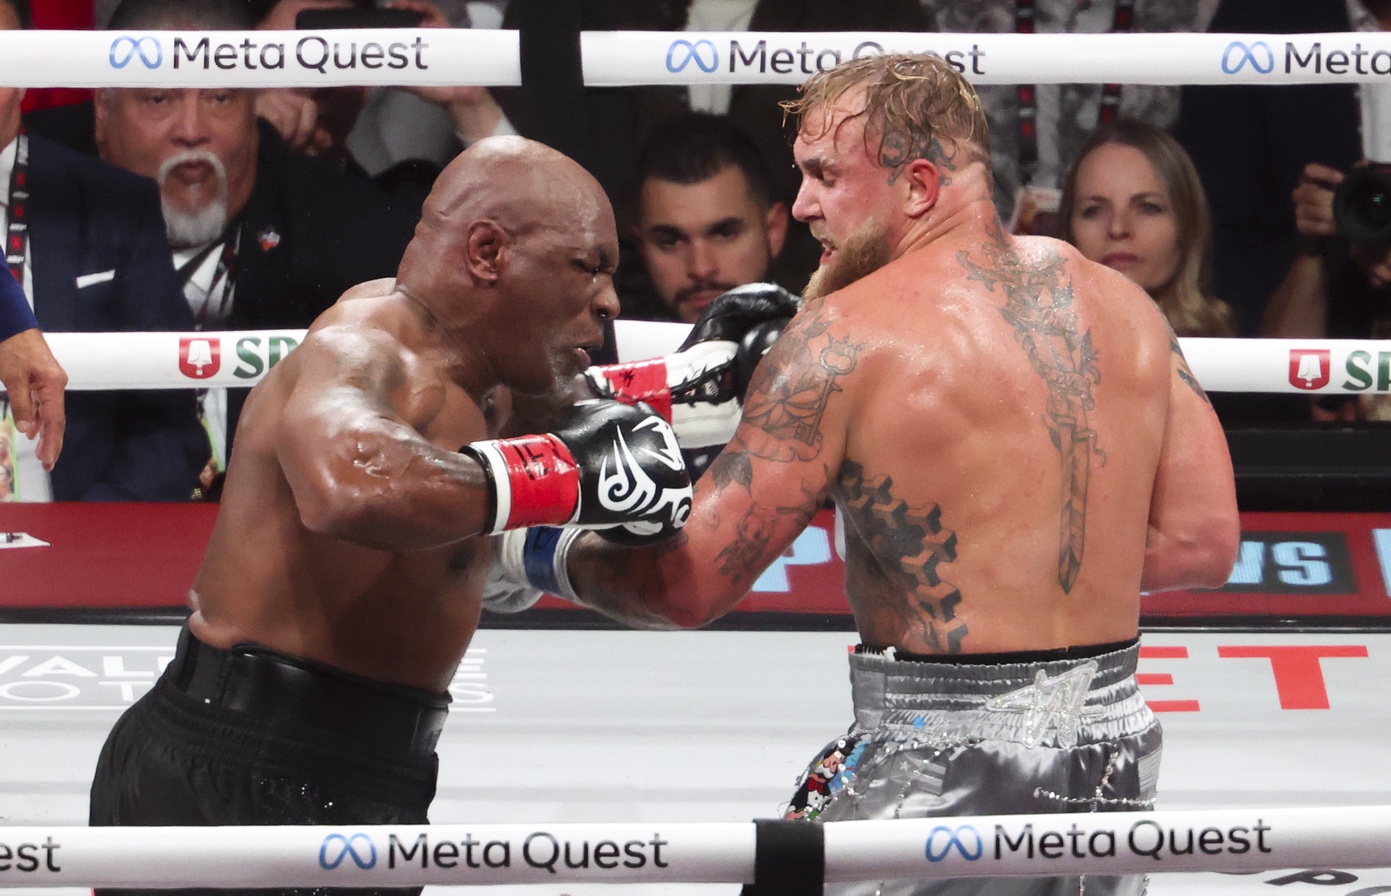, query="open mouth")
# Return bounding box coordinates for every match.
[169,161,215,185]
